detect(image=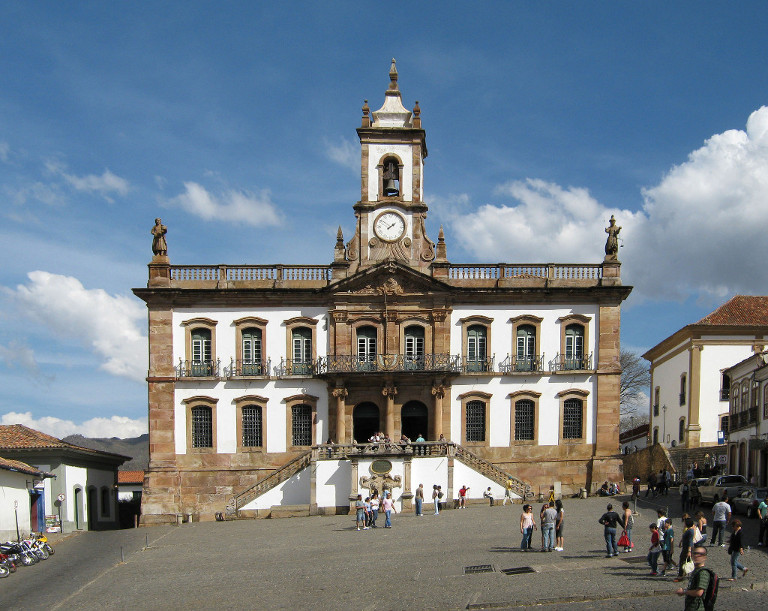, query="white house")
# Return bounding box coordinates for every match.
[643,296,768,450]
[0,457,53,541]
